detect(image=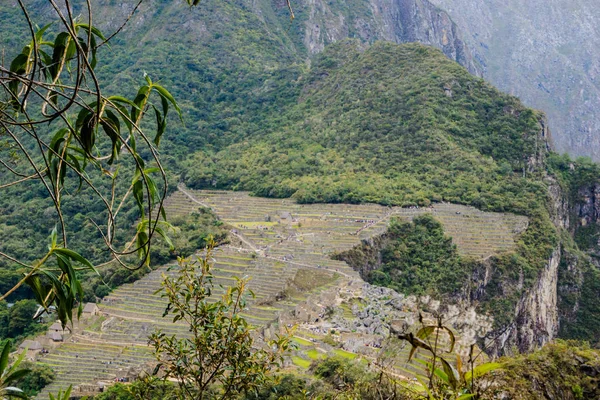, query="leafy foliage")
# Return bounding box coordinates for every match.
[94,379,177,400]
[13,362,54,398]
[481,340,600,400]
[149,243,293,399]
[184,40,546,213]
[394,316,502,400]
[0,341,29,399]
[371,215,468,296]
[0,0,199,327]
[0,300,46,343]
